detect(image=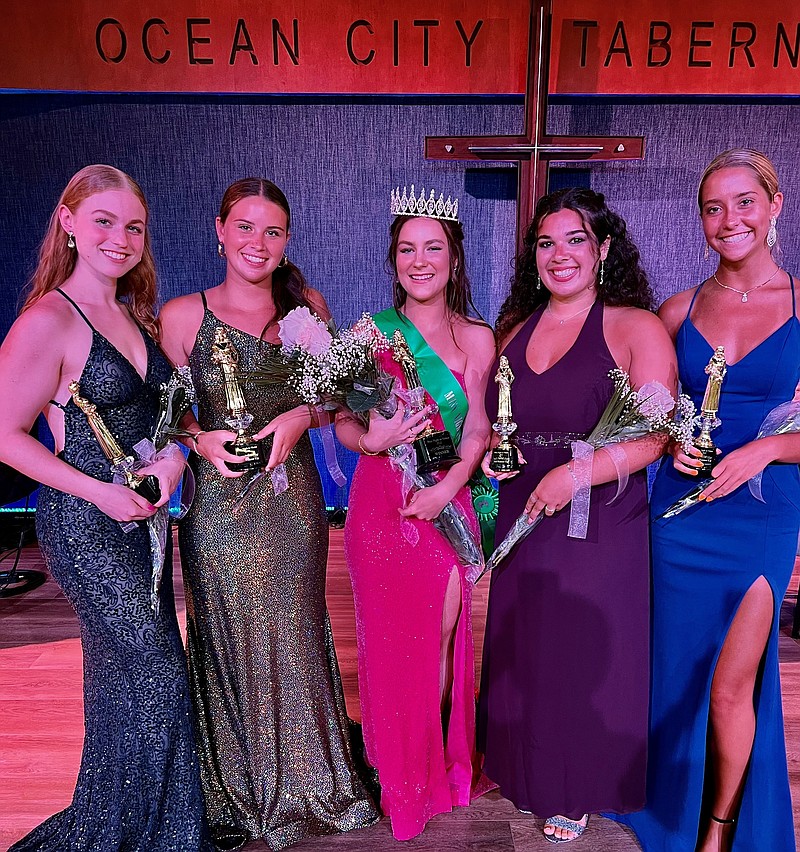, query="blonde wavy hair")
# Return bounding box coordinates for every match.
[21,165,159,339]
